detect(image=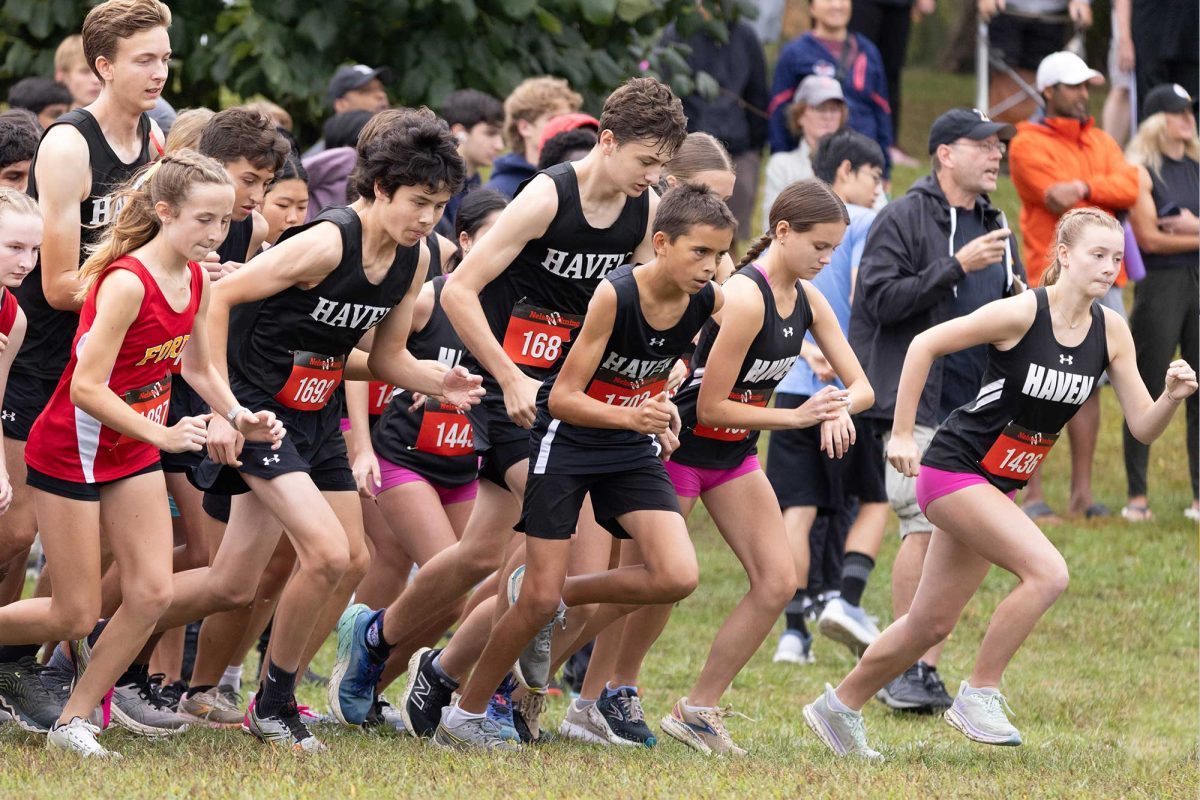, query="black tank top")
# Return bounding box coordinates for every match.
[922,288,1109,493]
[370,277,479,487]
[230,206,419,409]
[474,161,650,391]
[16,109,152,379]
[217,215,255,264]
[529,264,716,475]
[425,232,443,279]
[672,263,814,470]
